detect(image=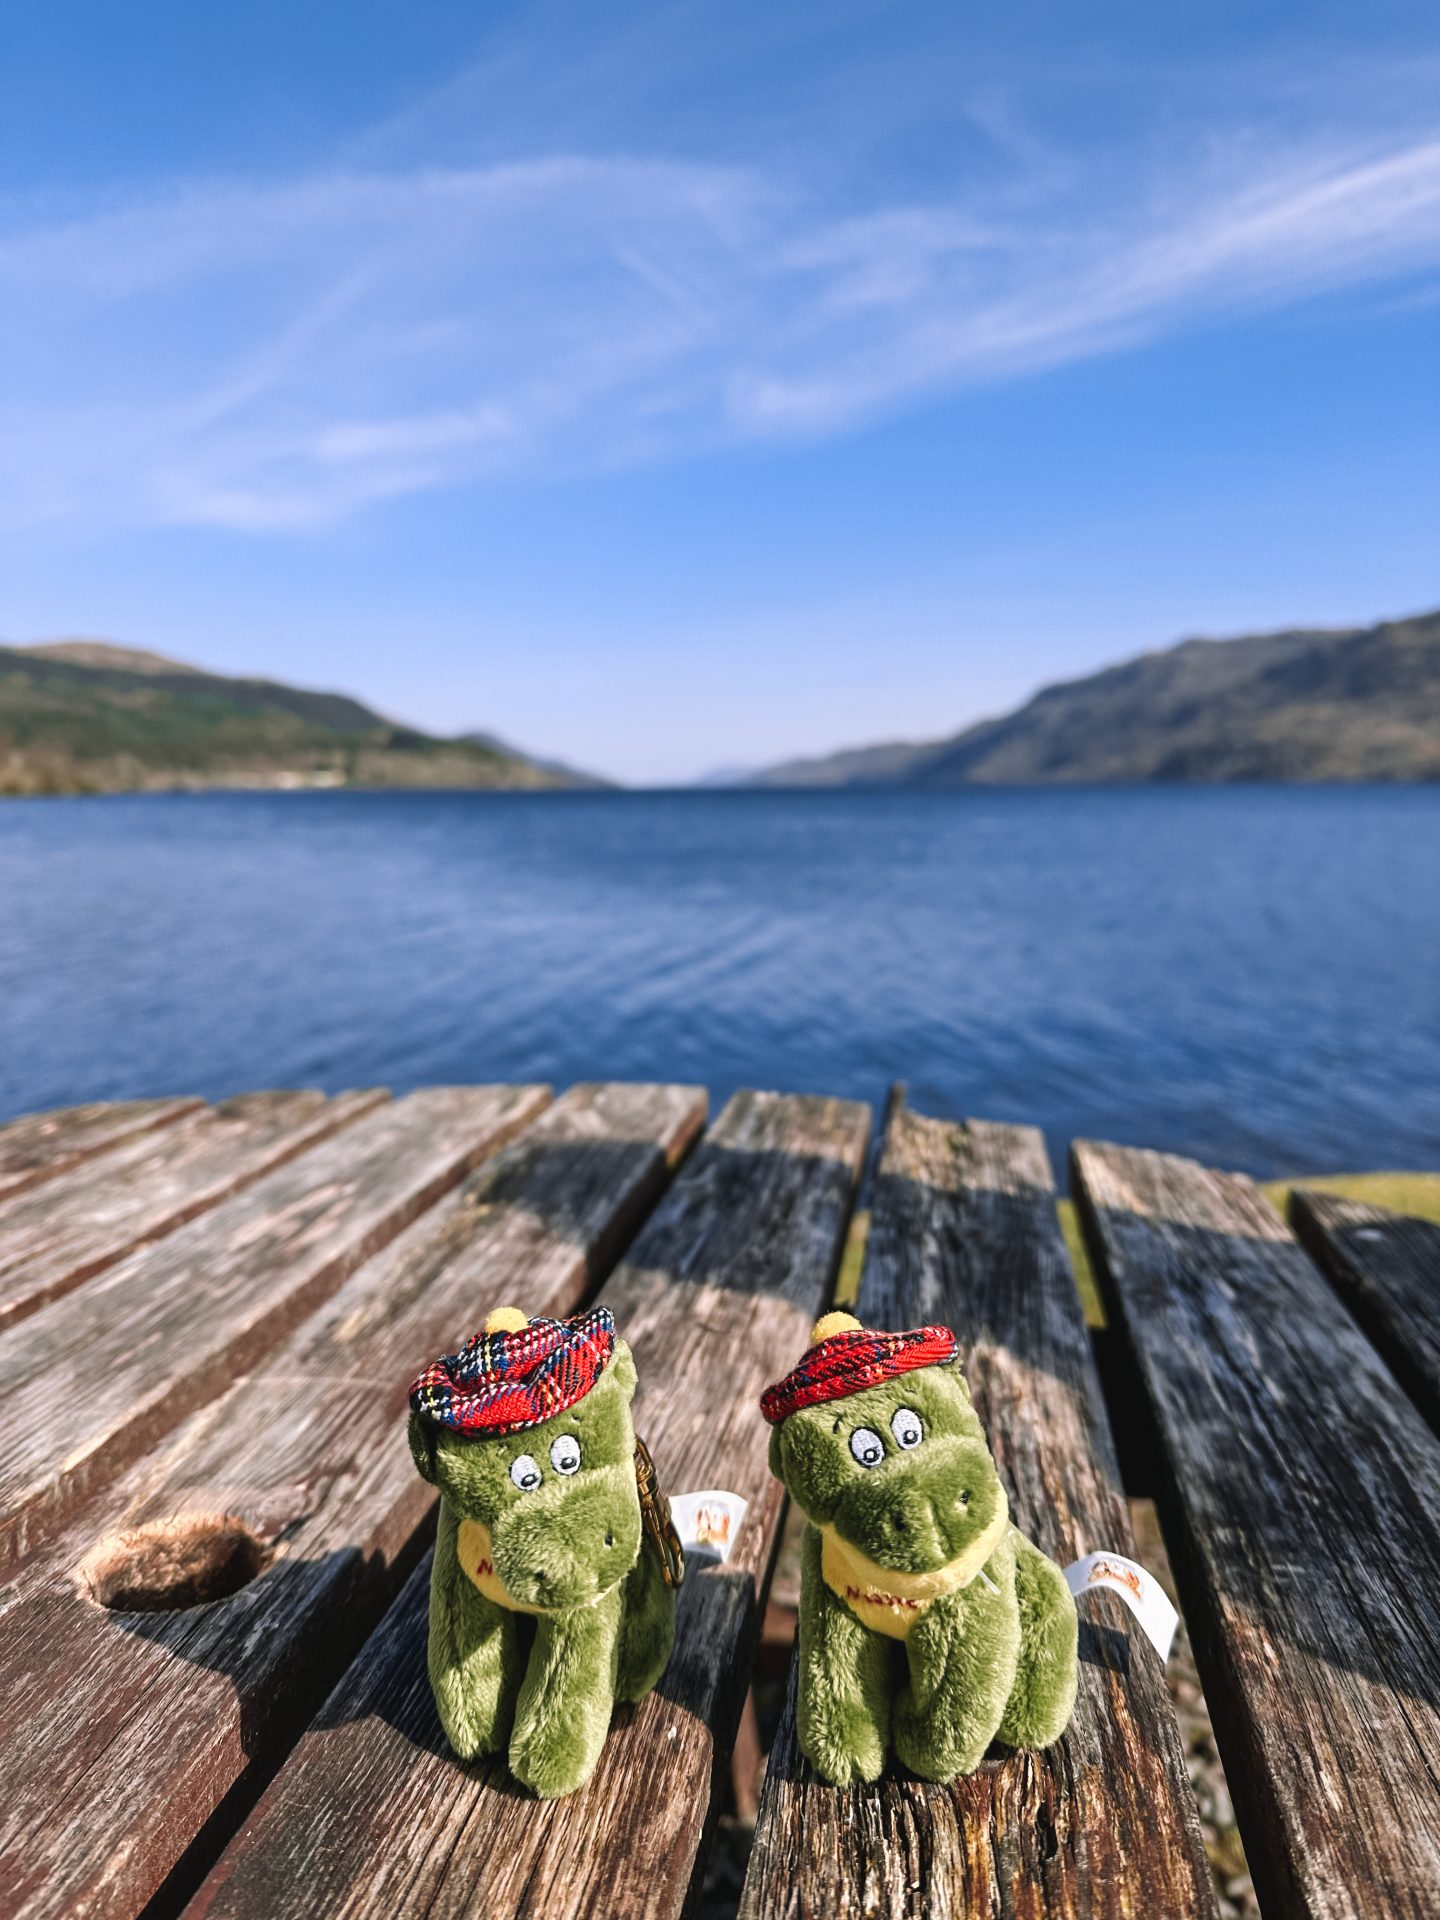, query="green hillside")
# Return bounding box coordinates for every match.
[0,642,604,795]
[752,610,1440,787]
